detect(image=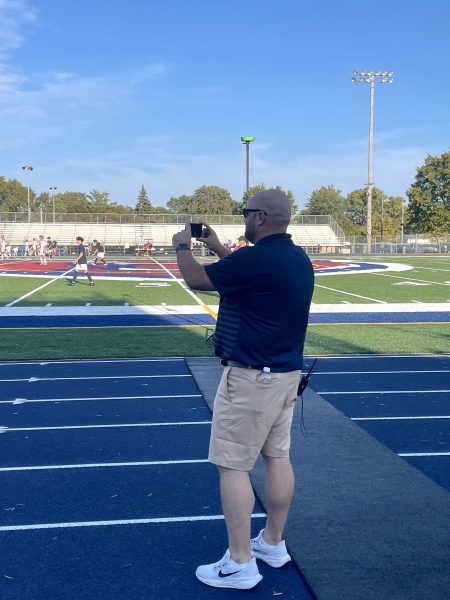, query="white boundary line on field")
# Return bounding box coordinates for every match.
[147,256,218,320]
[5,266,76,307]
